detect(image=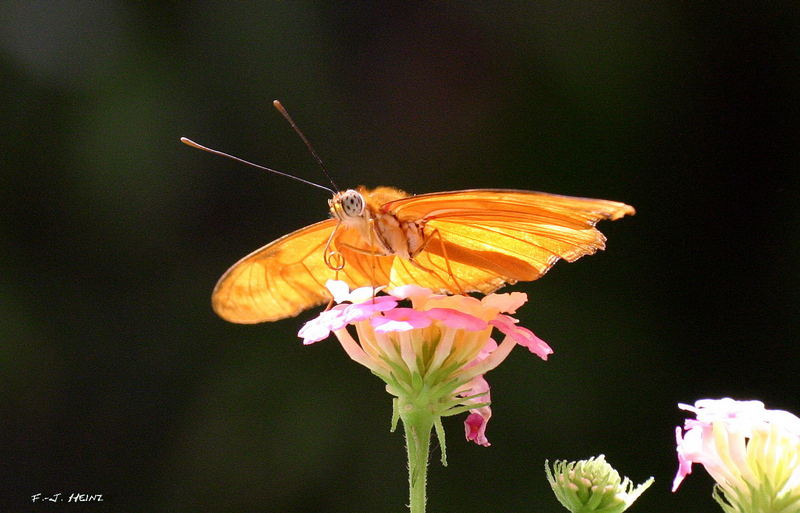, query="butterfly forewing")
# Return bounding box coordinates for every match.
[379,189,634,292]
[384,189,634,223]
